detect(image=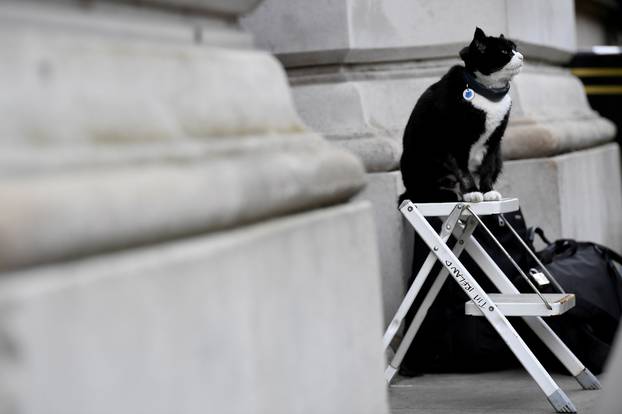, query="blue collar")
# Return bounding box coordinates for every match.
[463,70,510,102]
